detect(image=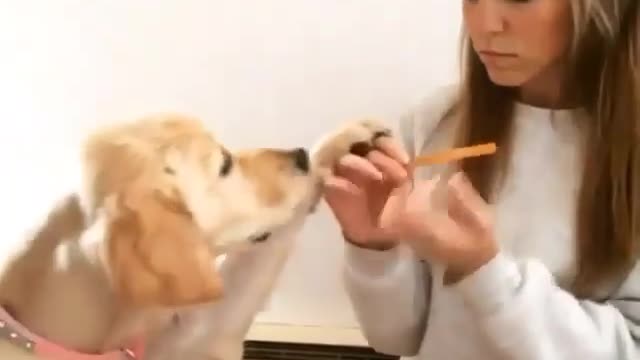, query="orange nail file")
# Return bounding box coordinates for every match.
[412,142,497,166]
